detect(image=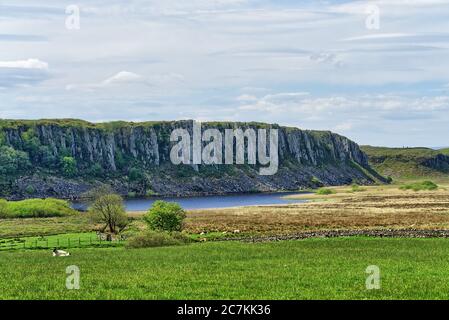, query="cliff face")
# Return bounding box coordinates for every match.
[0,119,378,199]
